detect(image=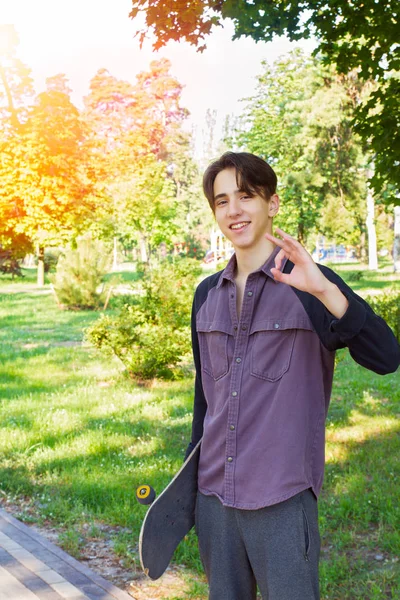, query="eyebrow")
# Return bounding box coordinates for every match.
[213,189,242,202]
